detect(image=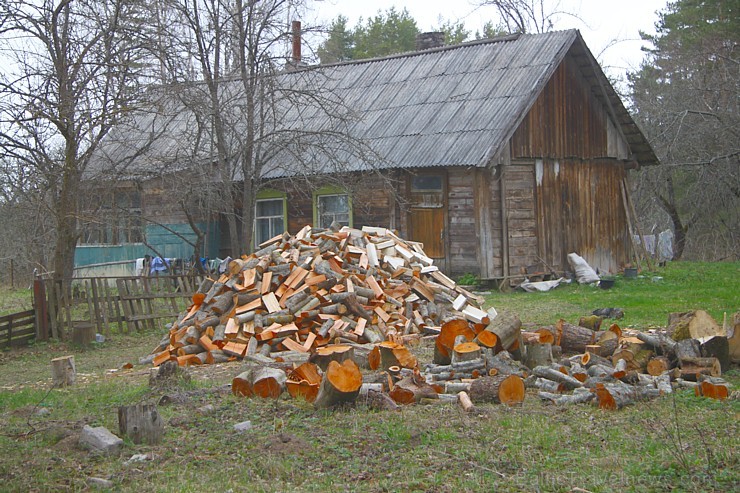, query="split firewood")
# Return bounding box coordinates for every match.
[313,359,363,409]
[232,365,287,398]
[469,374,525,405]
[694,375,730,400]
[376,341,418,370]
[285,362,322,403]
[434,319,475,365]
